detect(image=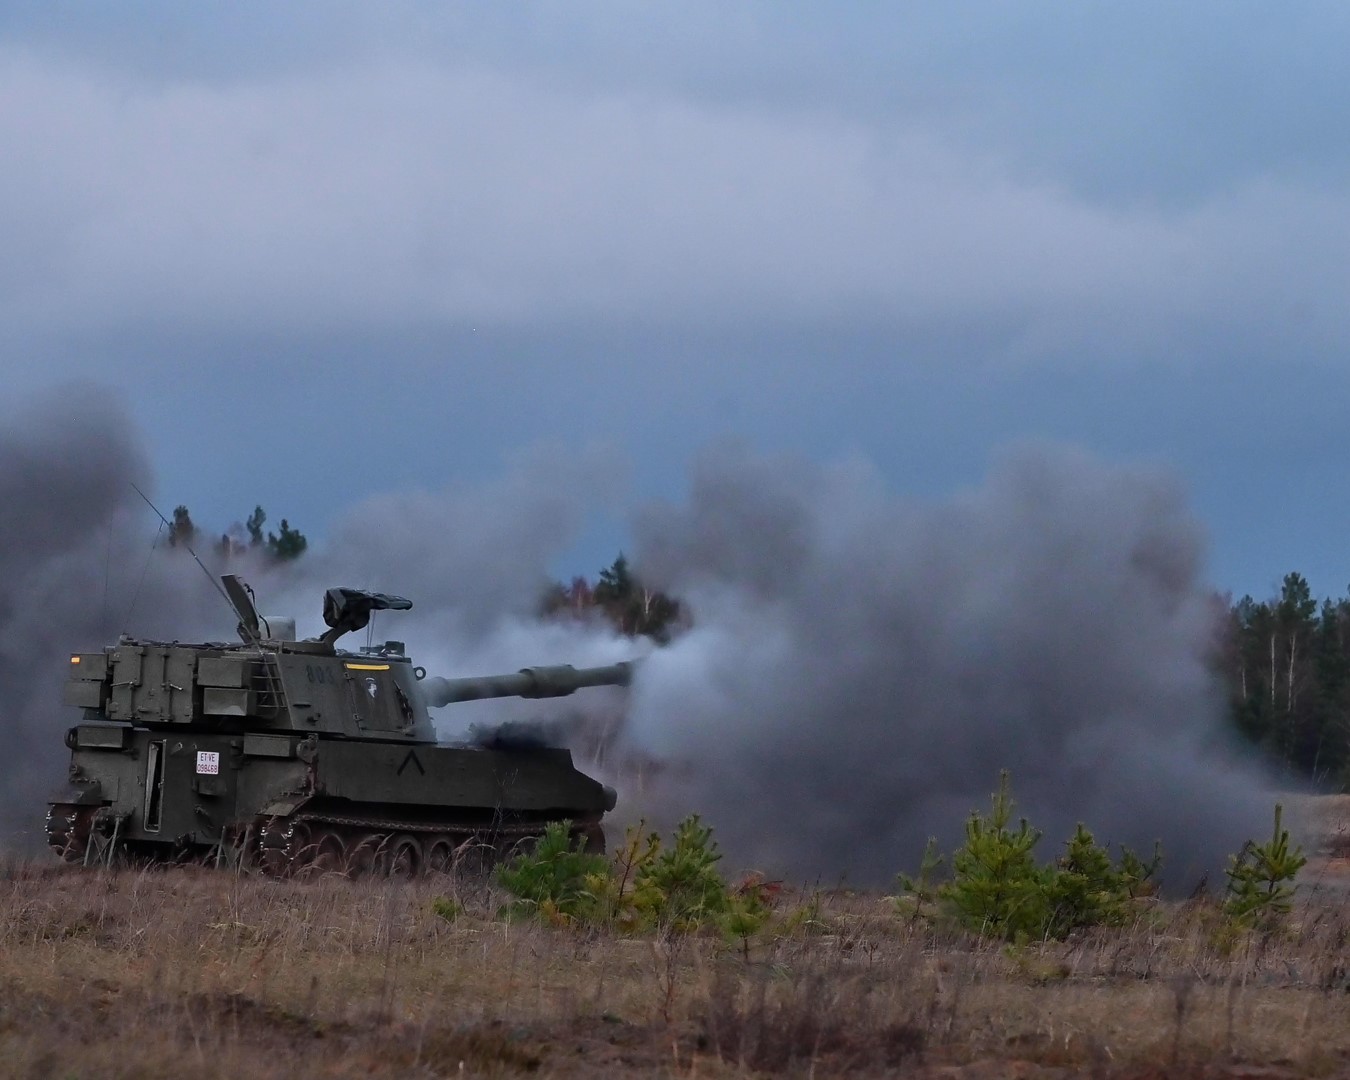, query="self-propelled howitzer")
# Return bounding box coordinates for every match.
[47,577,631,875]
